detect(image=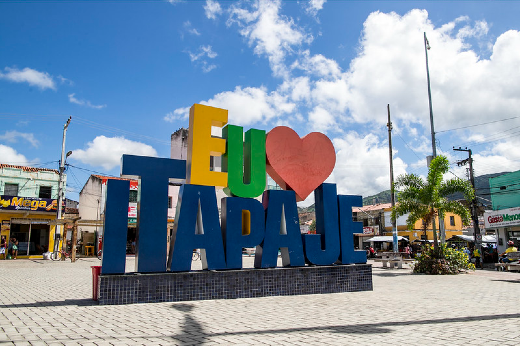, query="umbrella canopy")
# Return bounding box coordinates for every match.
[365,236,408,242]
